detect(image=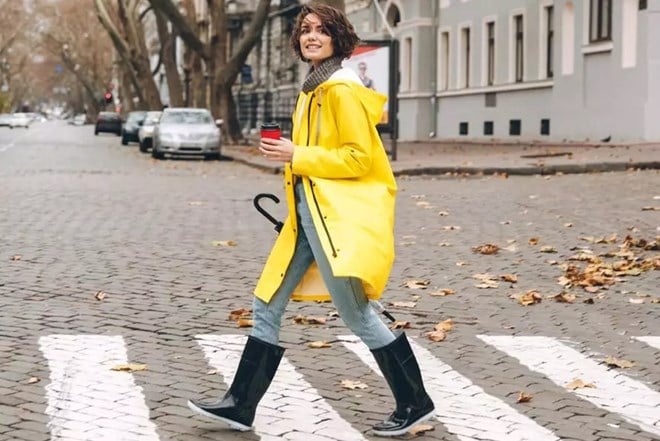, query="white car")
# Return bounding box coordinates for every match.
[138,111,162,152]
[9,113,30,129]
[152,108,221,160]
